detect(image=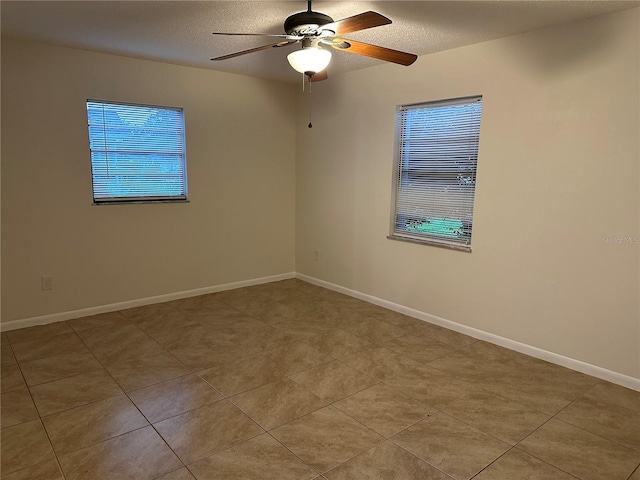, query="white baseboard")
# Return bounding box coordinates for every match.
[1,272,295,332]
[4,270,637,391]
[296,273,640,392]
